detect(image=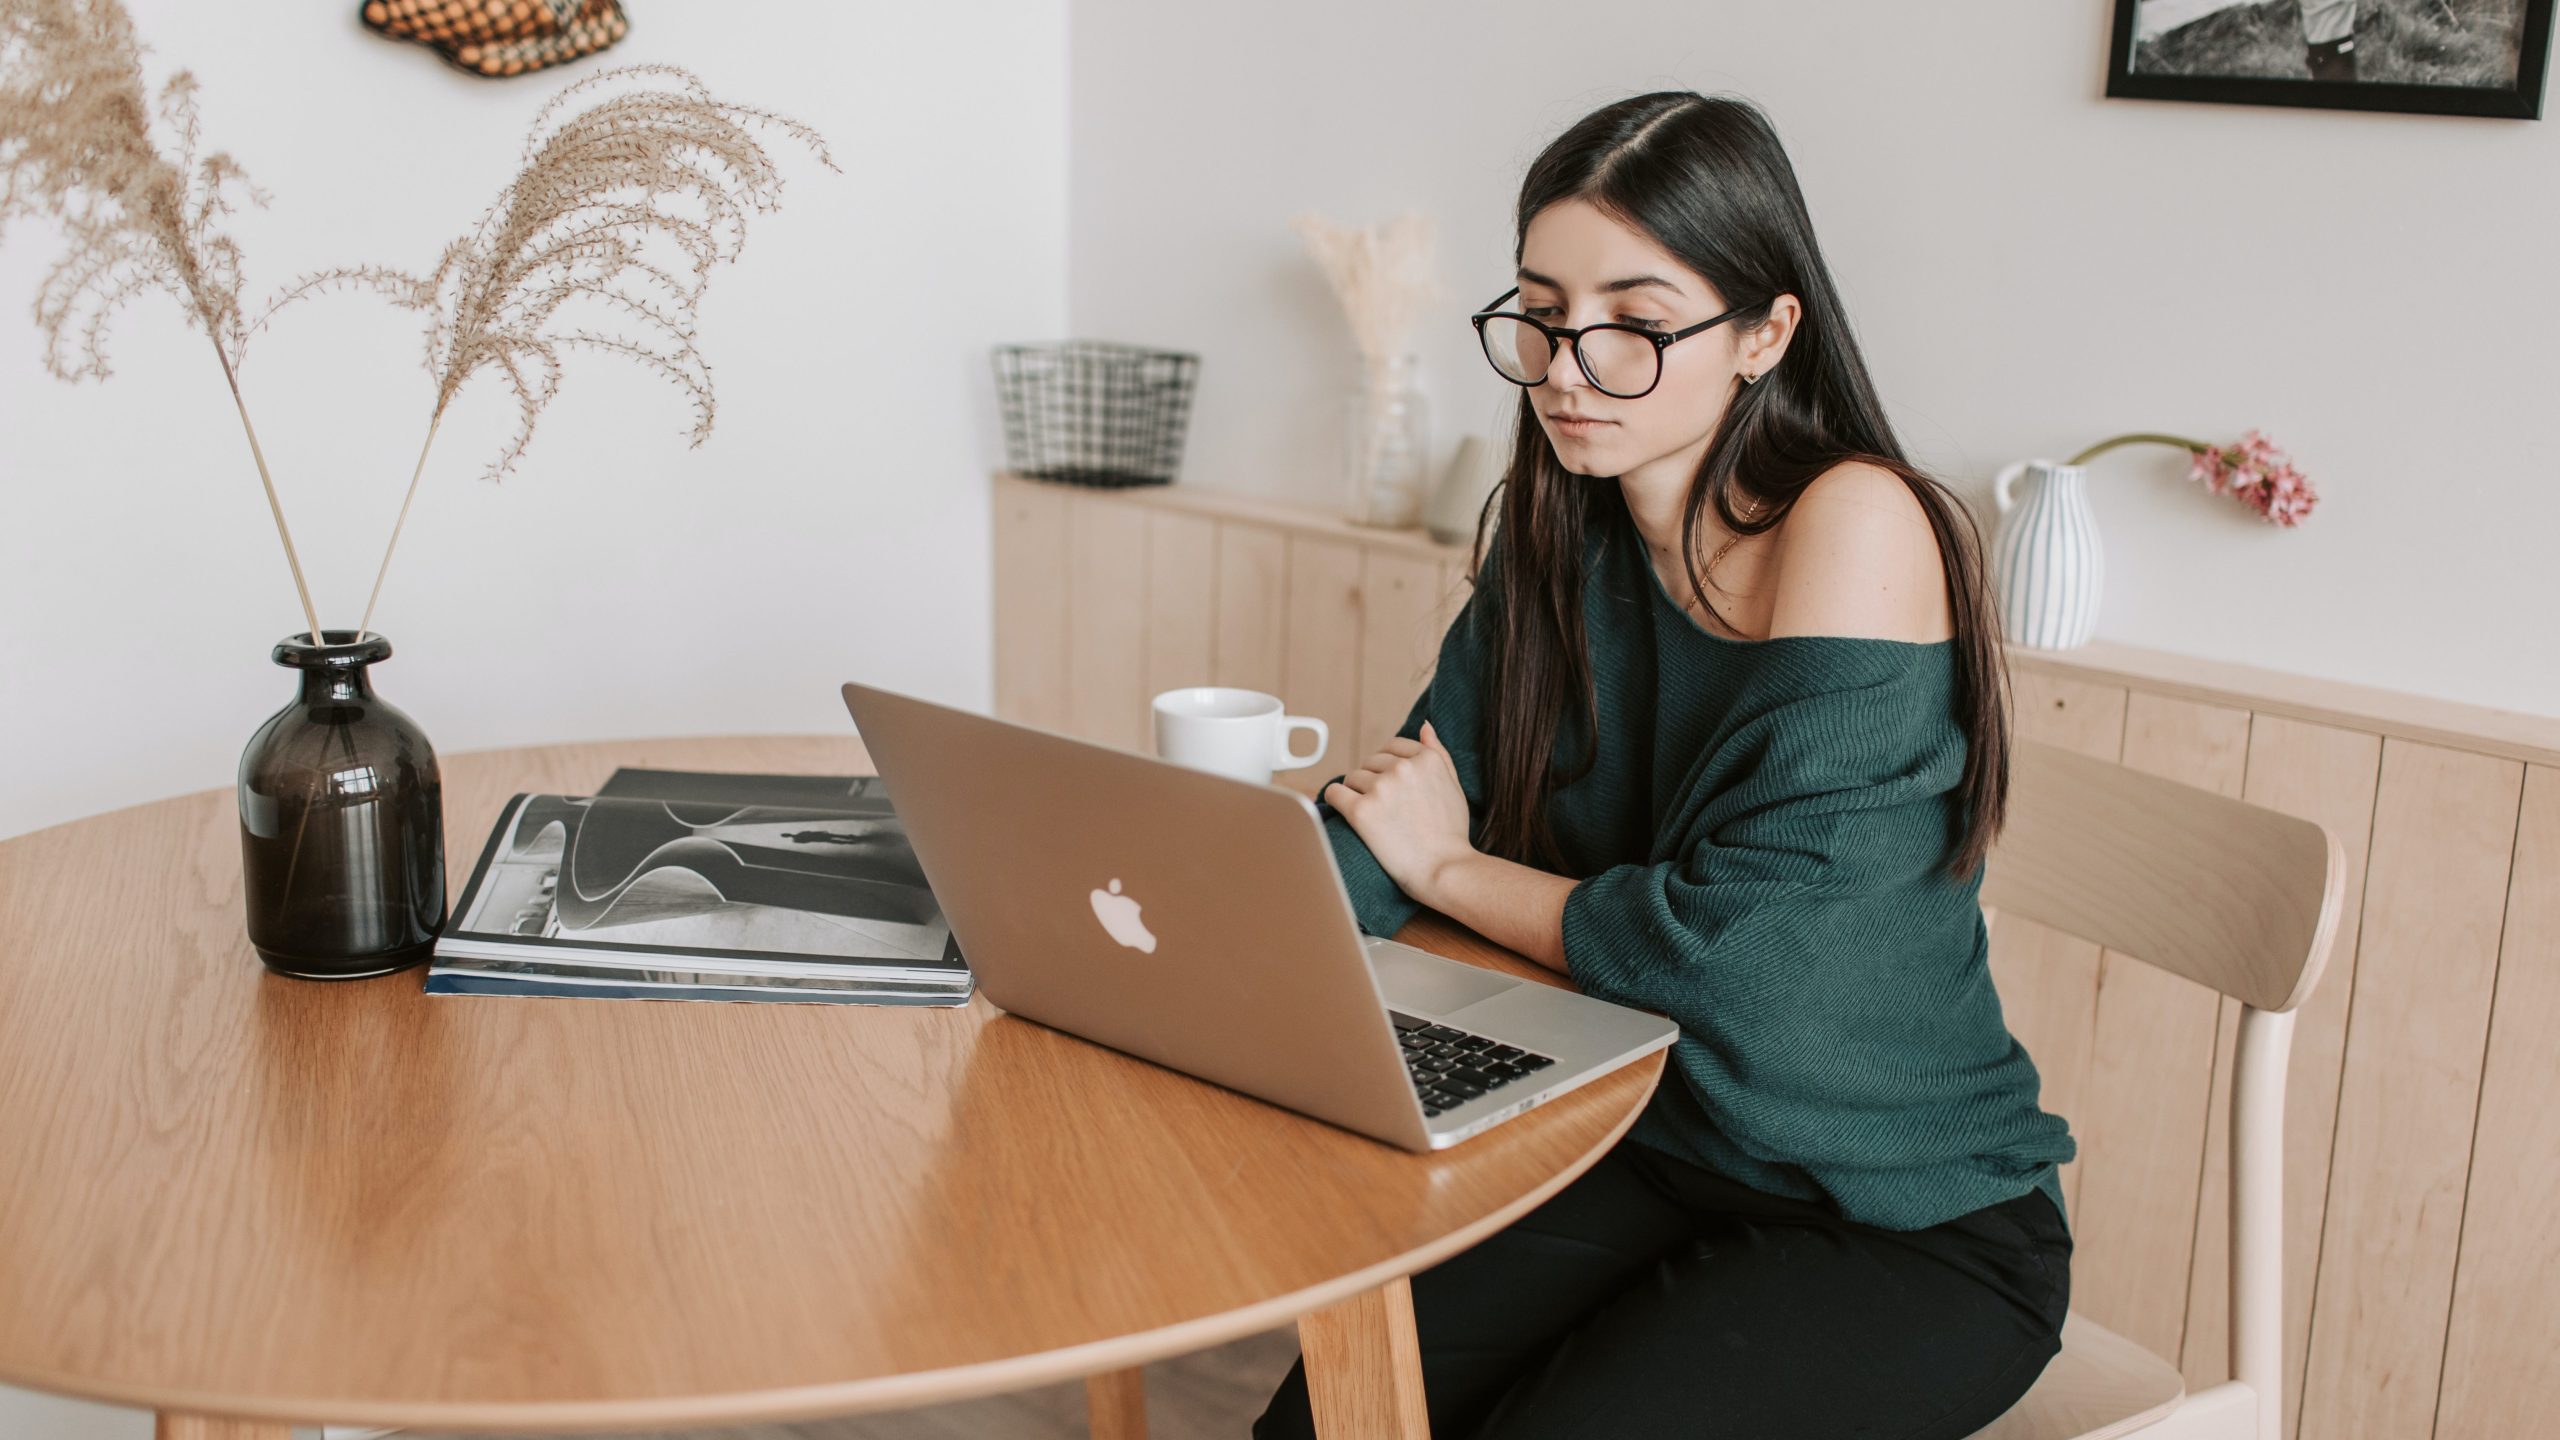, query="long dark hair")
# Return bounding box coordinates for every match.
[1465,91,2011,882]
